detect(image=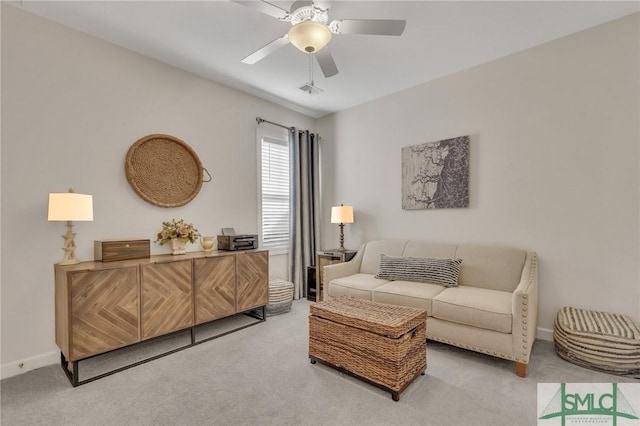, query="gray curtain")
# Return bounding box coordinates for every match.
[288,130,320,300]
